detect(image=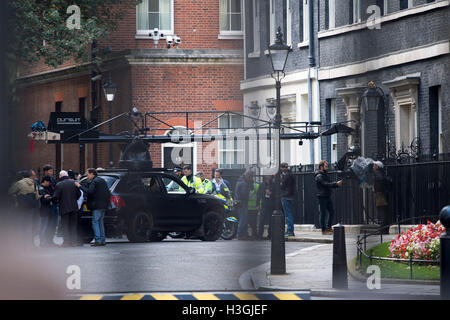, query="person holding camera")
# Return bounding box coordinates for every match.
[315,160,343,235]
